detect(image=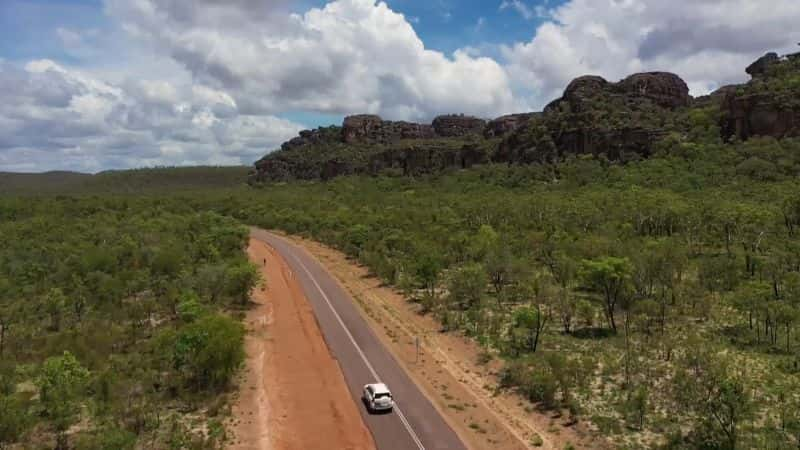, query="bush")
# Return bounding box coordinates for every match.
[173,314,245,391]
[36,351,90,448]
[525,367,558,408]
